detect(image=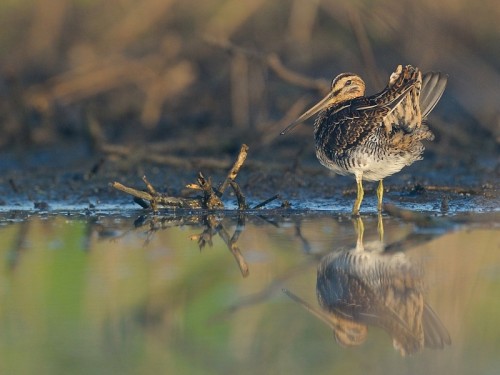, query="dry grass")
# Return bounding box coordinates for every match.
[0,0,498,158]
